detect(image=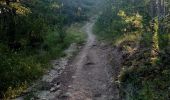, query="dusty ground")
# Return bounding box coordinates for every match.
[54,20,120,100]
[17,19,120,100]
